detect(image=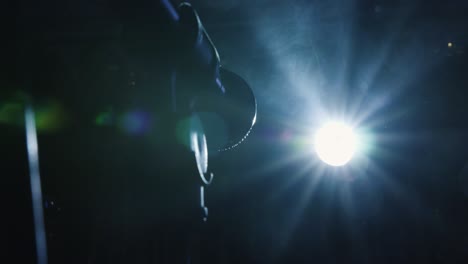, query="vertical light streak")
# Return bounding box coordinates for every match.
[25,105,48,264]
